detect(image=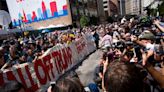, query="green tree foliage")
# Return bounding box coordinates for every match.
[80,16,89,27]
[158,1,164,16]
[150,8,158,16]
[89,16,98,25]
[107,16,114,23]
